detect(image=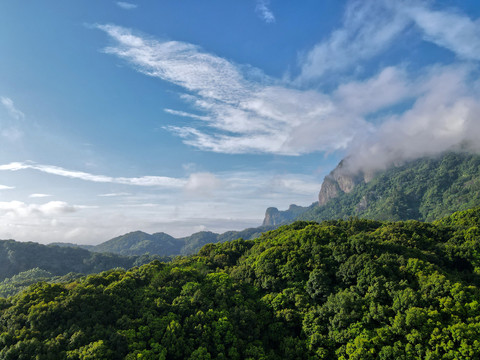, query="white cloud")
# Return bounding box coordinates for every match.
[0,161,186,187]
[96,24,372,155]
[185,172,222,195]
[345,65,480,172]
[98,21,479,158]
[0,200,85,243]
[164,108,210,121]
[296,0,409,83]
[296,0,480,83]
[267,175,322,195]
[406,4,480,61]
[94,2,480,169]
[256,0,275,24]
[333,66,414,115]
[98,192,131,197]
[0,200,76,218]
[0,185,15,190]
[29,193,52,198]
[116,2,137,10]
[0,161,225,195]
[1,97,25,120]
